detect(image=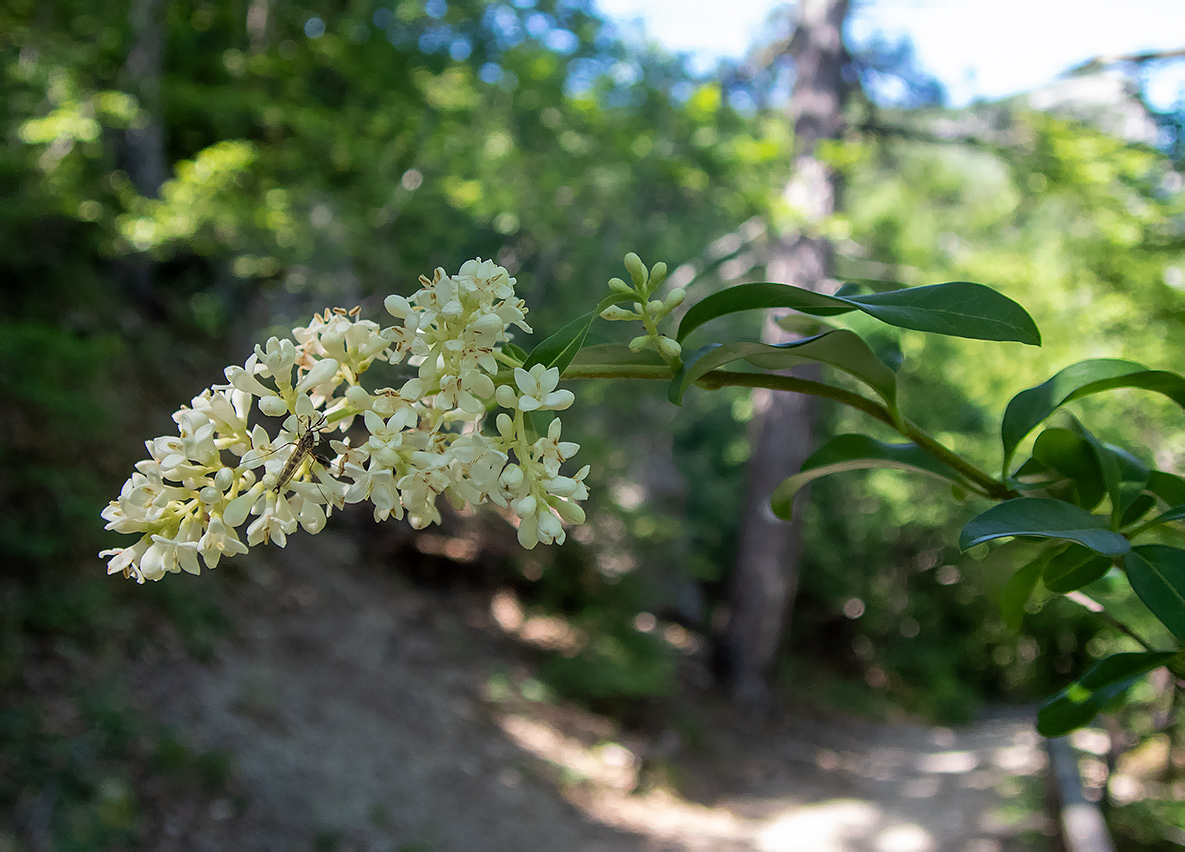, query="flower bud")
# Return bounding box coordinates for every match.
[608,277,634,295]
[628,335,650,353]
[214,467,235,492]
[344,384,372,409]
[649,261,667,288]
[664,288,686,309]
[499,464,524,490]
[554,500,585,525]
[623,252,646,288]
[600,305,636,321]
[656,336,681,360]
[199,485,221,505]
[259,395,288,417]
[514,494,537,516]
[495,384,518,408]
